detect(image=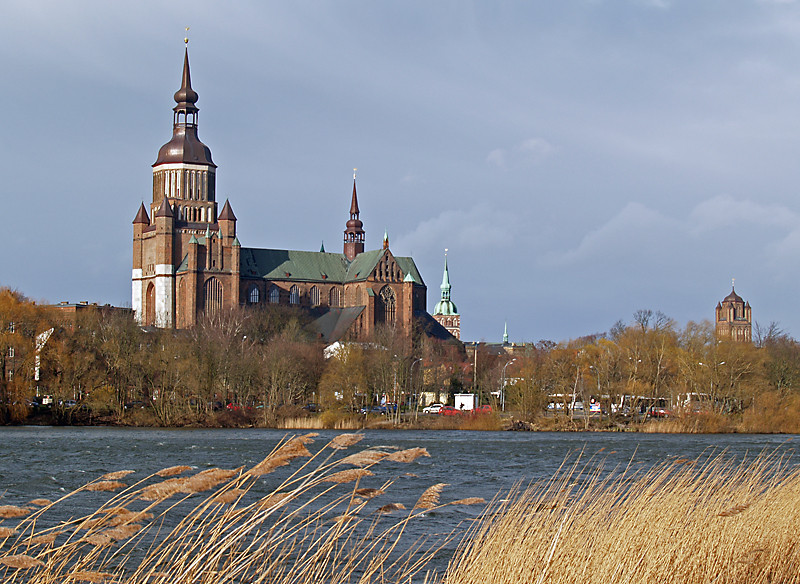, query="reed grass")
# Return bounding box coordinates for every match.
[2,437,799,584]
[0,433,464,584]
[444,450,800,584]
